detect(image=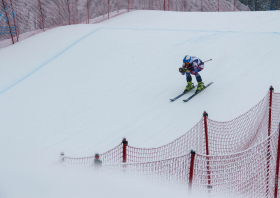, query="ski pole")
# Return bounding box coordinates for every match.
[203,59,212,63]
